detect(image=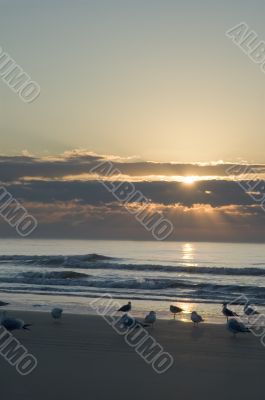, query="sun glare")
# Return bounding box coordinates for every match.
[183,176,196,185]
